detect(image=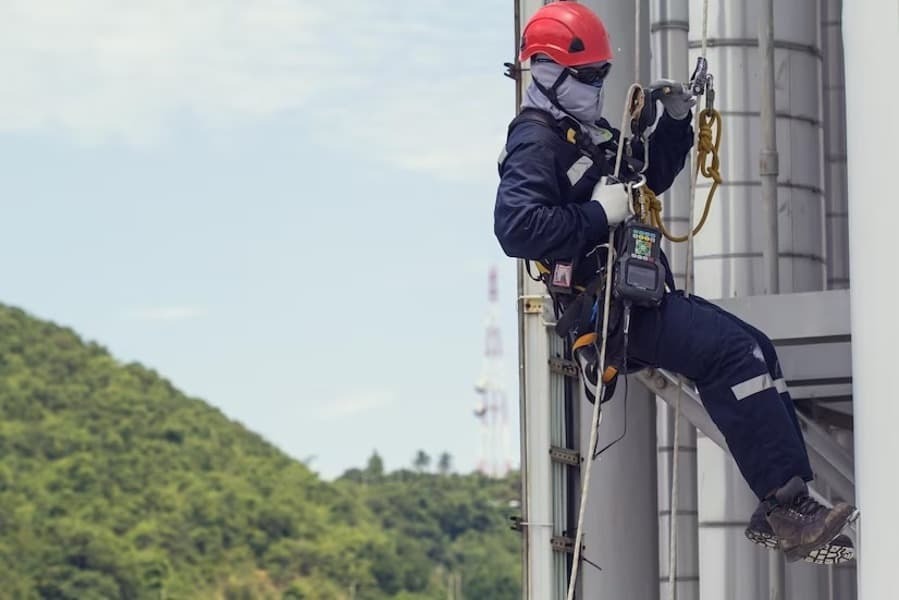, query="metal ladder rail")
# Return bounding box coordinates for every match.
[637,369,856,507]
